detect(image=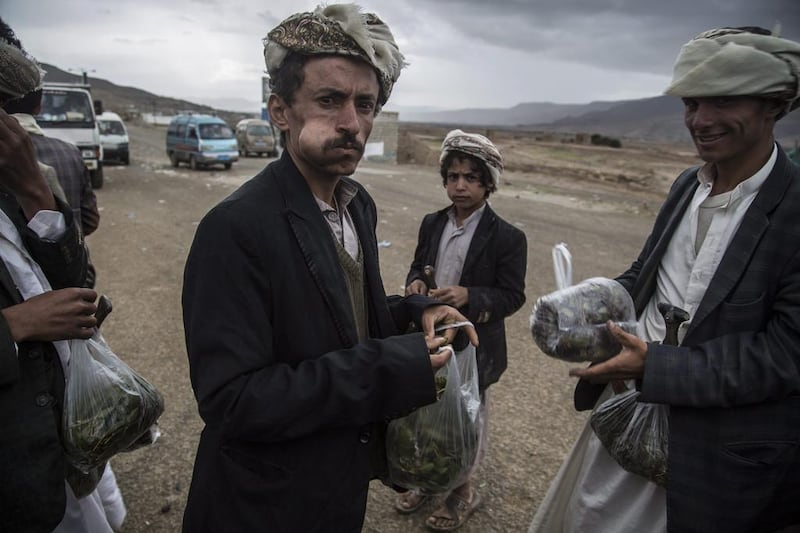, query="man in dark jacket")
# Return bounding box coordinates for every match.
[0,89,96,533]
[397,129,527,530]
[181,4,477,533]
[570,27,800,533]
